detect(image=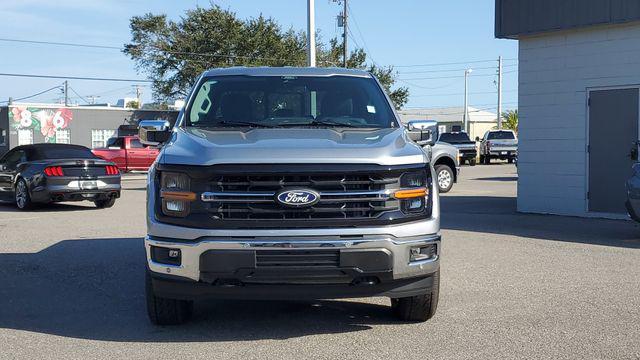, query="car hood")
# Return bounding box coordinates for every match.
[160,127,426,166]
